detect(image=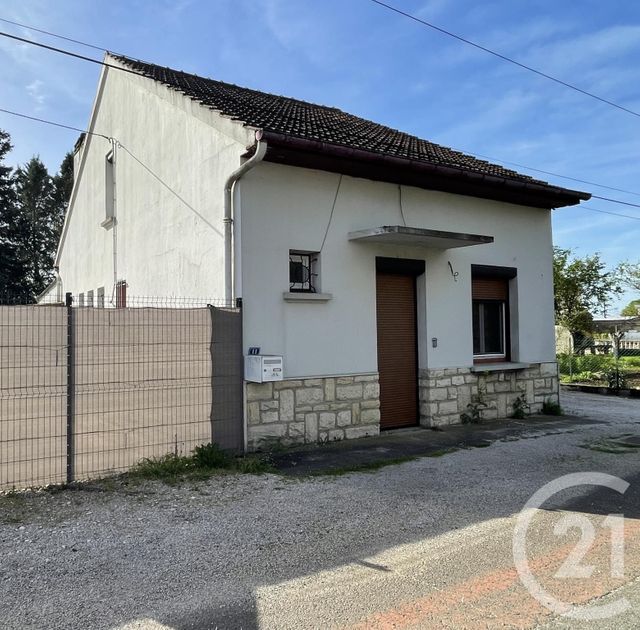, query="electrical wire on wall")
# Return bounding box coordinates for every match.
[319,174,343,253]
[398,184,407,226]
